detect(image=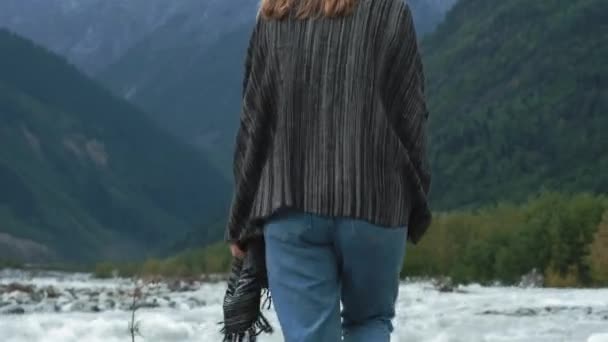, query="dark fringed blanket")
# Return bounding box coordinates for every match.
[220,239,273,342]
